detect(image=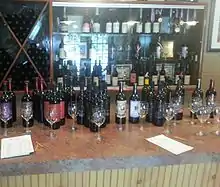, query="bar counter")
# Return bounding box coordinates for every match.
[0,110,220,186]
